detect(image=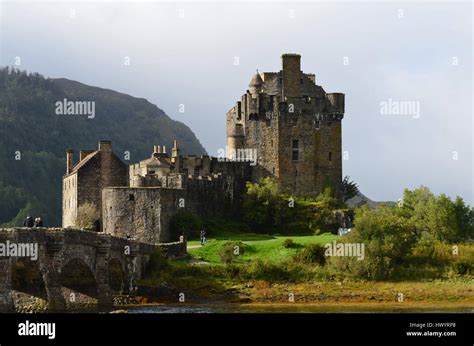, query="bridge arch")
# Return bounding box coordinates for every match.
[11,258,48,311]
[60,257,98,304]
